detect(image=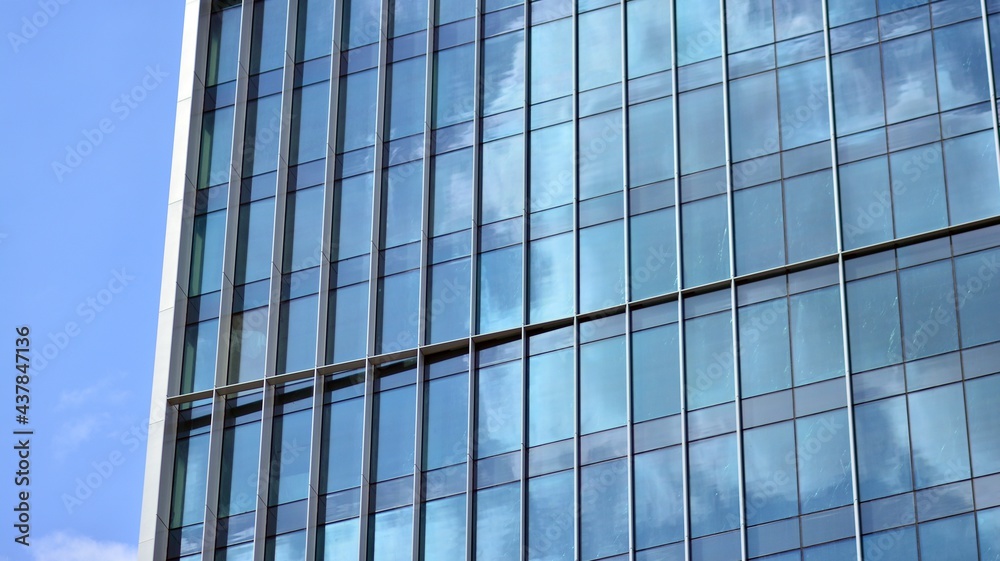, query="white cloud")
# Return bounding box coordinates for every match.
[30,533,135,561]
[53,413,110,461]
